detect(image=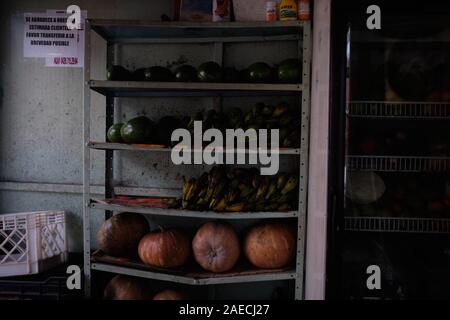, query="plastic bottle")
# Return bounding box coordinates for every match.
[279,0,298,21]
[266,2,277,22]
[298,0,311,21]
[213,0,231,22]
